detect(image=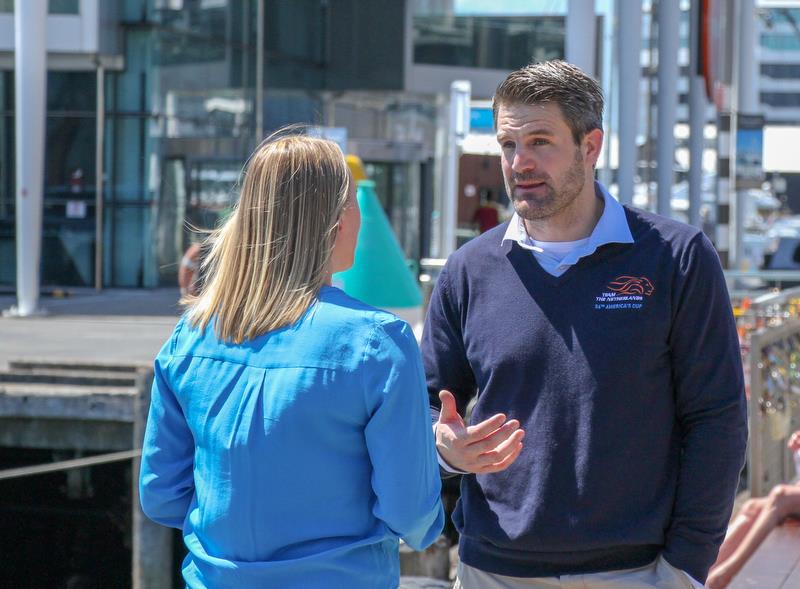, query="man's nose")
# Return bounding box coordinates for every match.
[512,147,535,174]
